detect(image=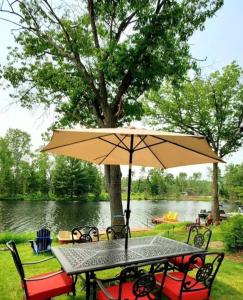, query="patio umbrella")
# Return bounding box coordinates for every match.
[42,127,223,250]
